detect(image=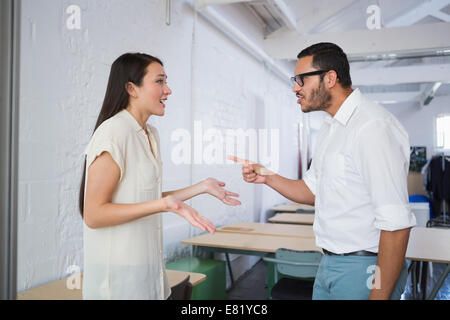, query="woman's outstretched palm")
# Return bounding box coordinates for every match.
[164,195,216,234]
[203,178,241,206]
